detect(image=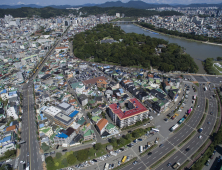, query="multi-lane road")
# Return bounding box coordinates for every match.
[18,82,42,170]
